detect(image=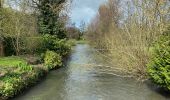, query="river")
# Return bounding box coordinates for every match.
[14,44,169,100]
